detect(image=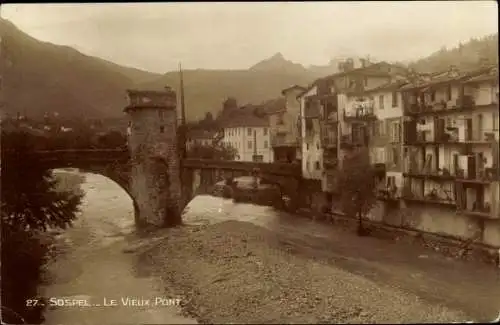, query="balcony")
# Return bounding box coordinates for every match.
[323,153,338,169]
[271,135,298,148]
[456,182,498,219]
[273,123,289,135]
[402,186,456,207]
[321,122,338,148]
[463,129,498,144]
[455,166,499,184]
[403,166,457,181]
[343,103,377,123]
[404,95,475,116]
[377,184,401,201]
